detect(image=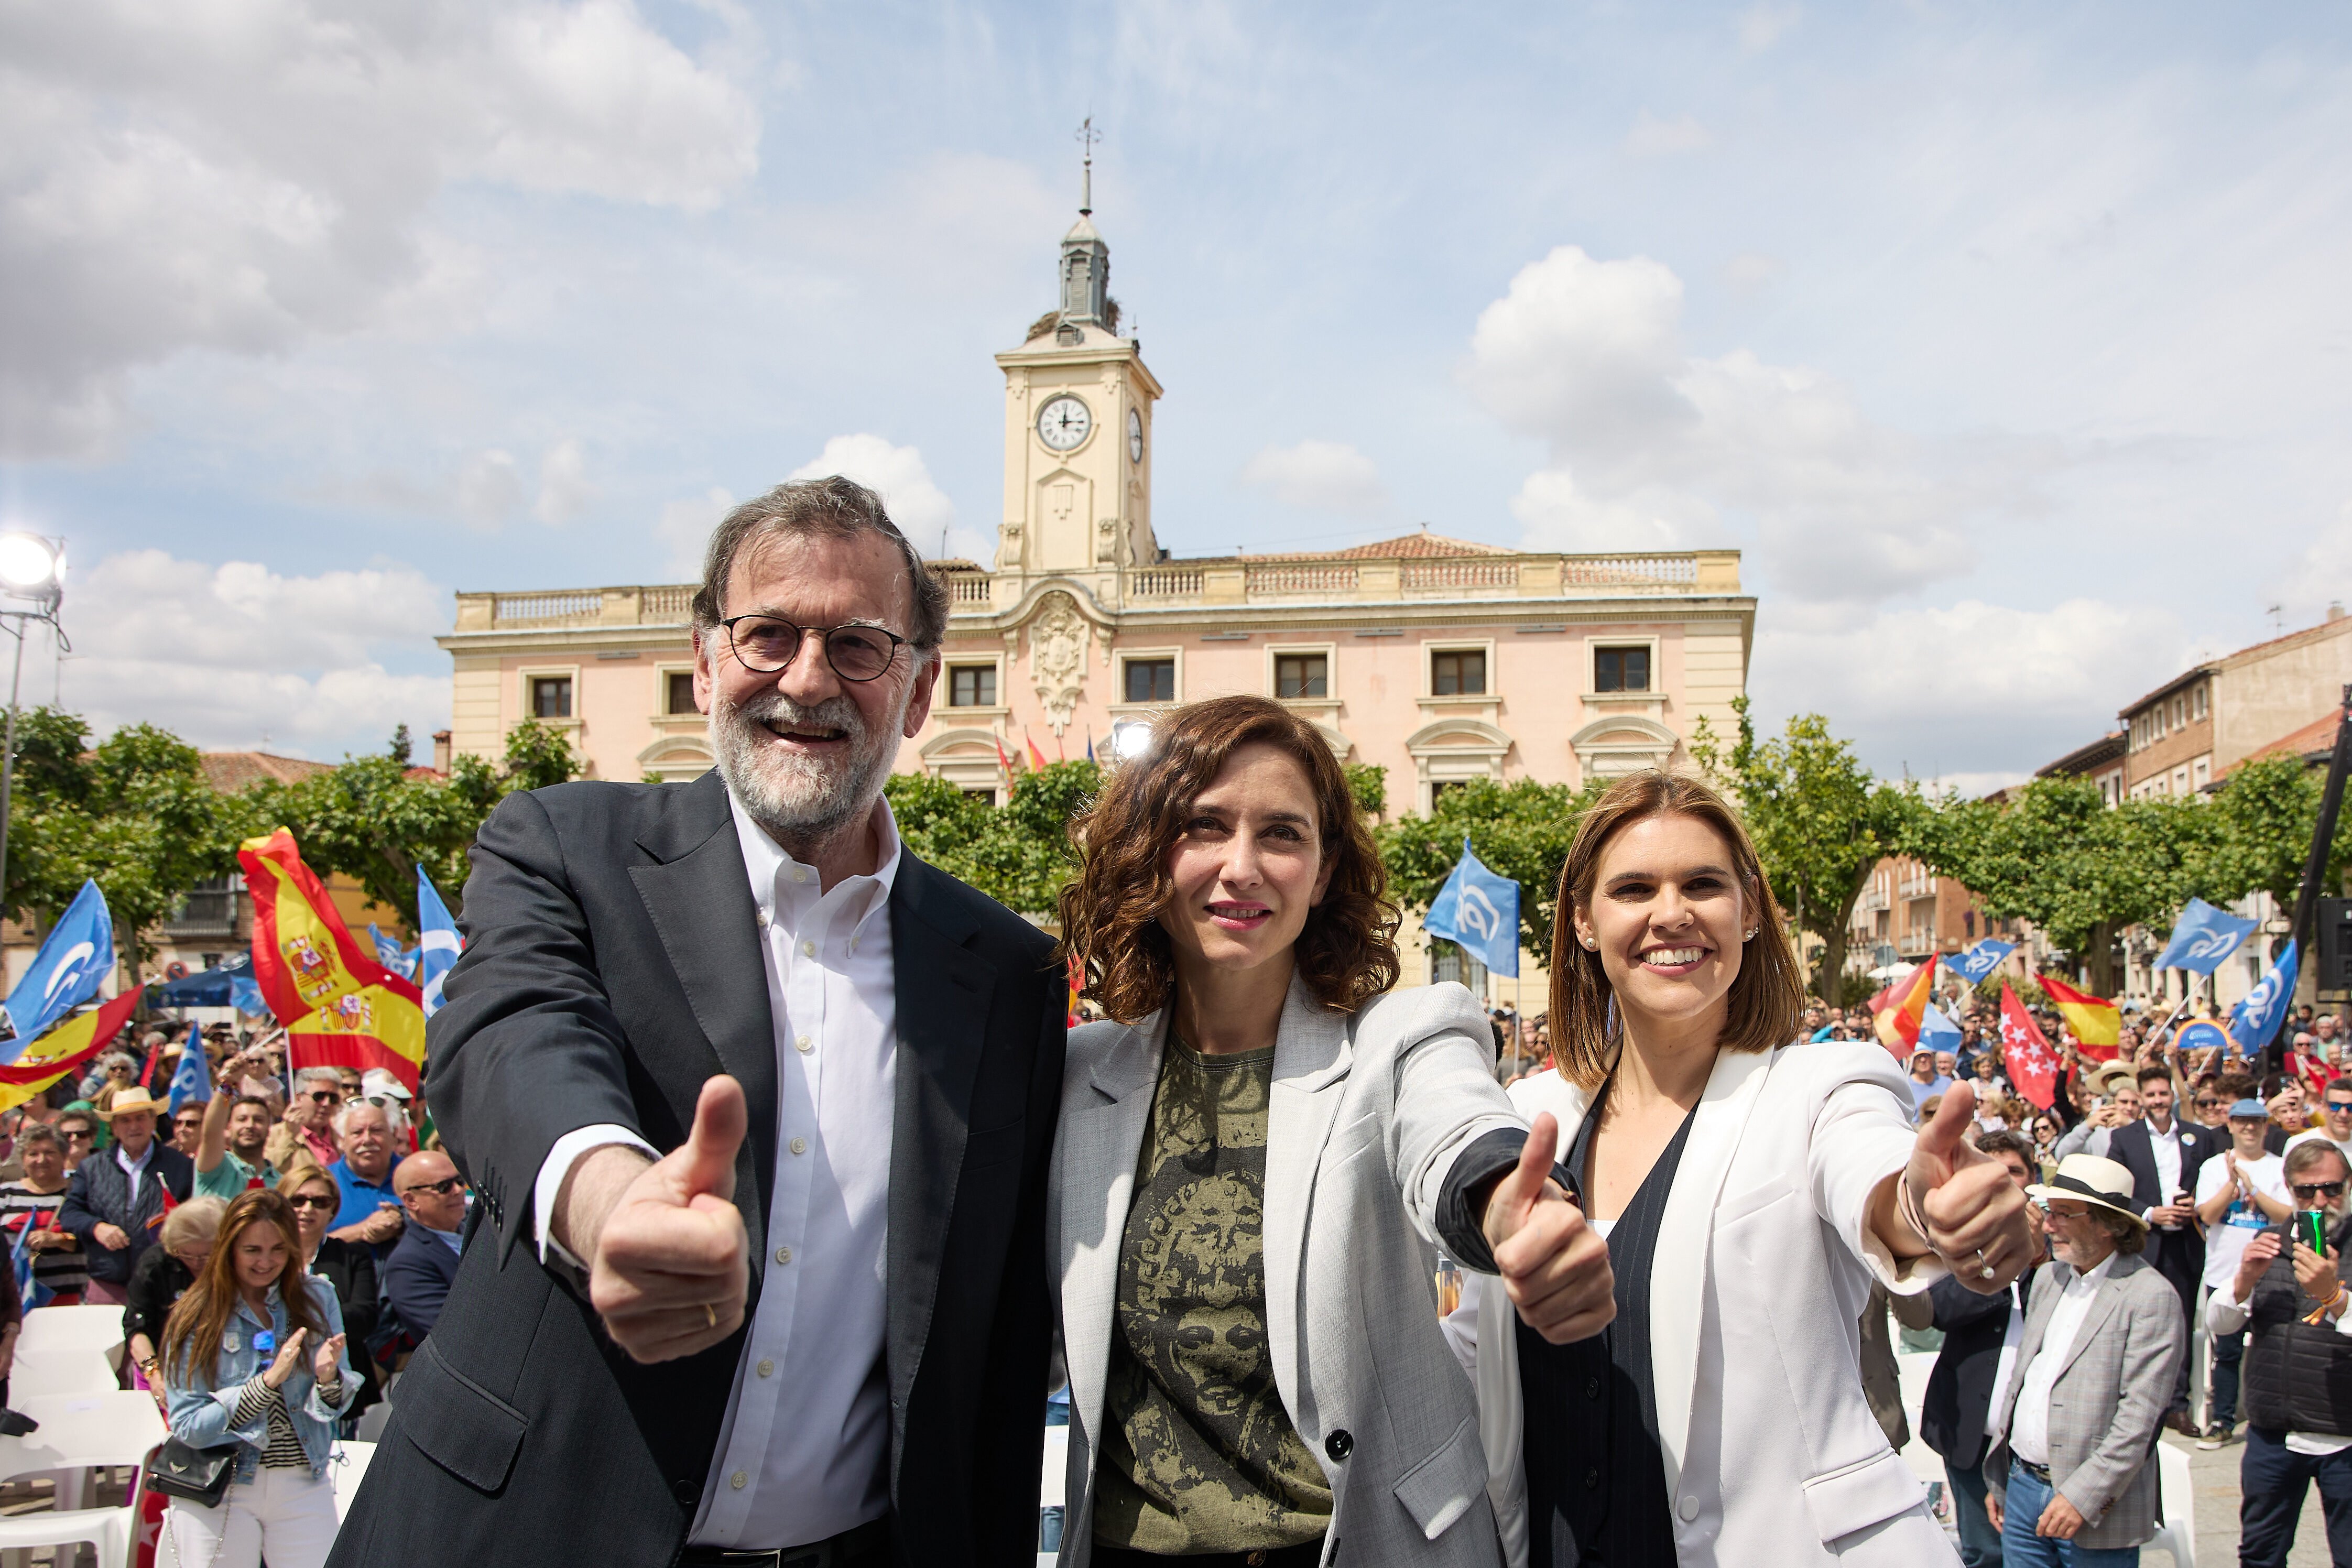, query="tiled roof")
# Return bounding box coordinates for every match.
[199,753,334,792]
[1245,530,1516,563]
[2228,710,2346,774]
[2035,731,2126,779]
[2118,613,2352,718]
